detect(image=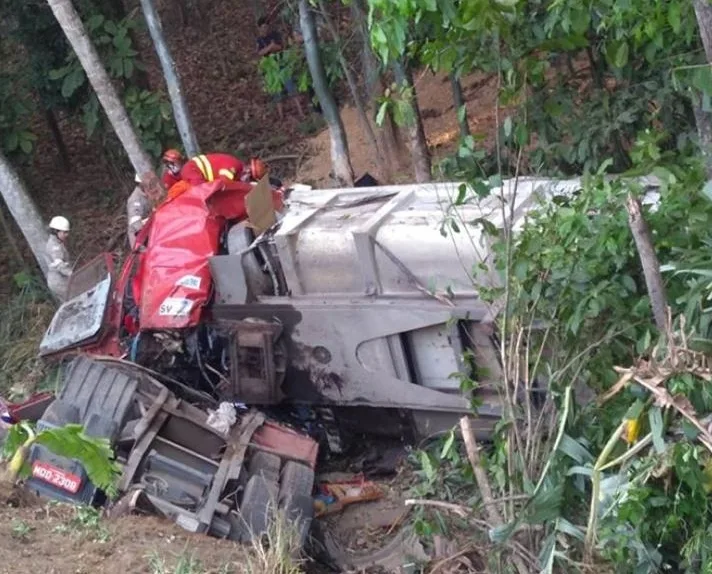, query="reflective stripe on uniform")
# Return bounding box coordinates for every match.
[218,168,236,180]
[192,154,214,181]
[128,215,143,225]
